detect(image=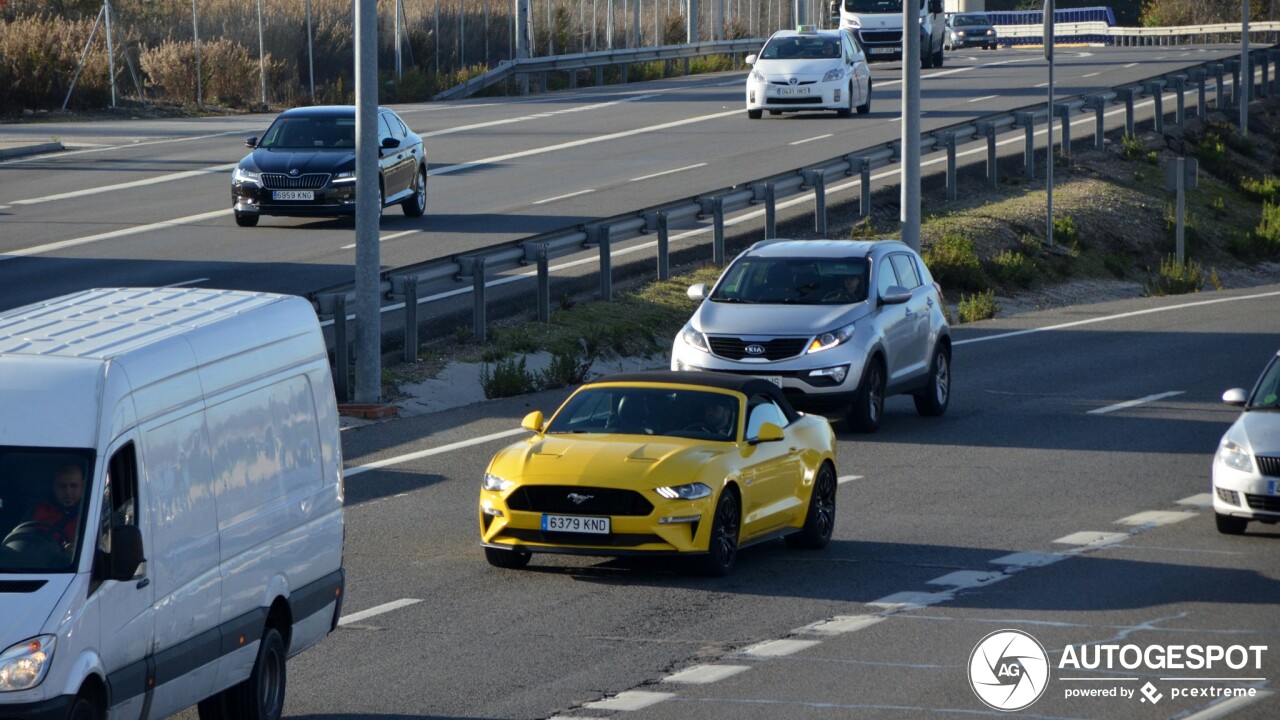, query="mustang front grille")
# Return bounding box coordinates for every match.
[262,173,330,190]
[506,485,654,516]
